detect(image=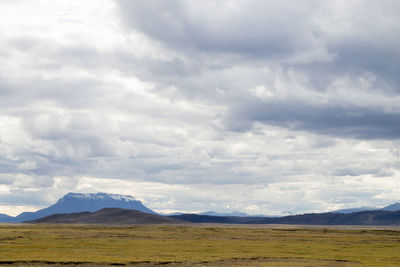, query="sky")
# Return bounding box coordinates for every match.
[1,0,400,216]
